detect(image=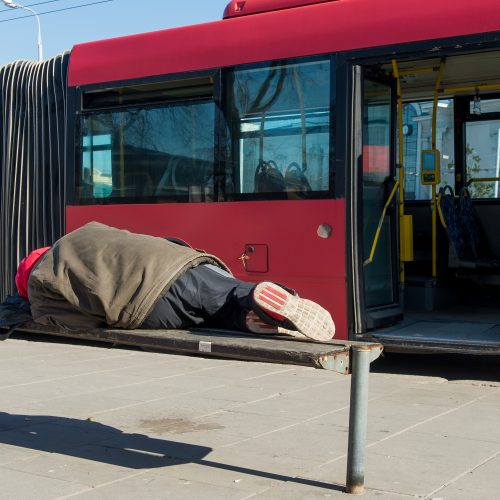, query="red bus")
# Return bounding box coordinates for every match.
[4,0,500,353]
